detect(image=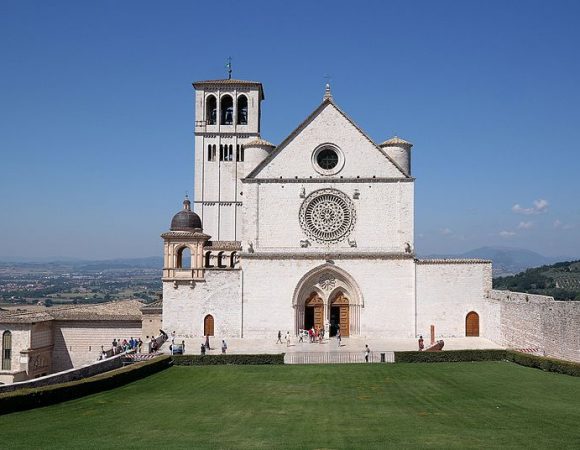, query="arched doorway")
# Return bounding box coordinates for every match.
[330,292,350,337]
[304,292,323,331]
[466,311,479,337]
[204,314,214,337]
[293,264,363,336]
